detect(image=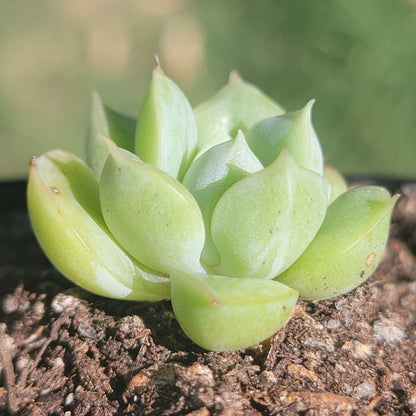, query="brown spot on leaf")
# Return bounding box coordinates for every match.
[50,186,60,194]
[360,270,365,278]
[366,252,377,267]
[30,156,37,167]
